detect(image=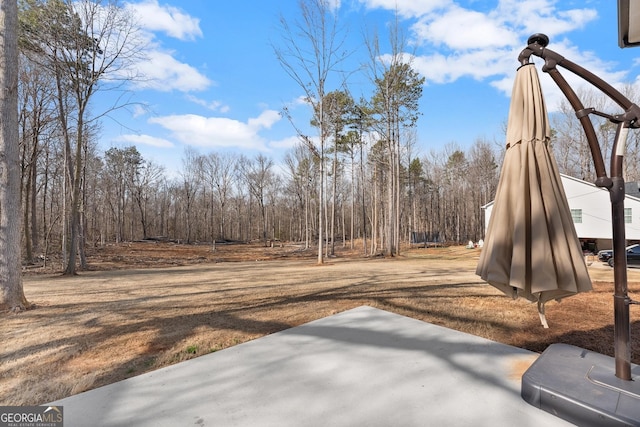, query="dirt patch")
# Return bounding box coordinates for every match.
[3,242,640,406]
